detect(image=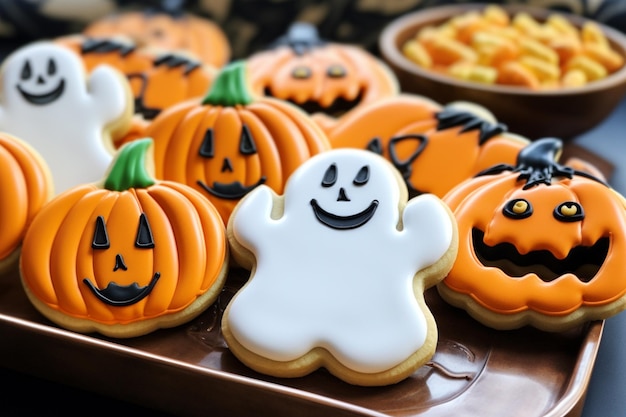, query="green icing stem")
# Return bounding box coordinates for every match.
[104,138,156,191]
[202,60,254,106]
